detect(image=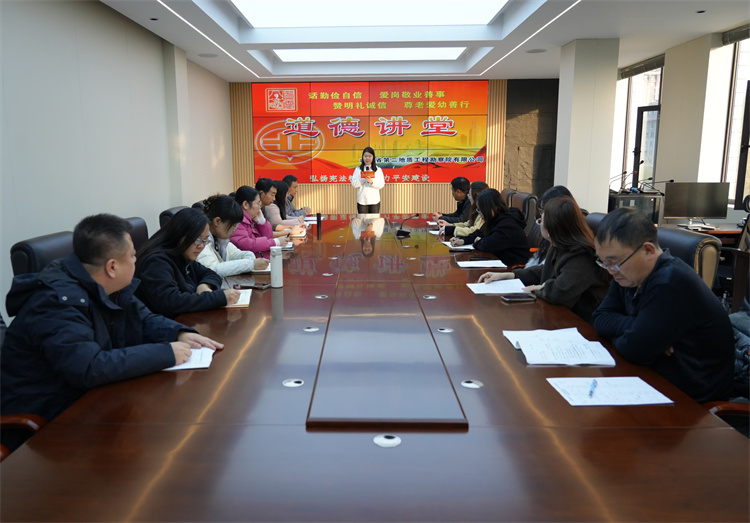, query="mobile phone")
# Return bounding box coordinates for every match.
[250,282,271,290]
[501,293,536,302]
